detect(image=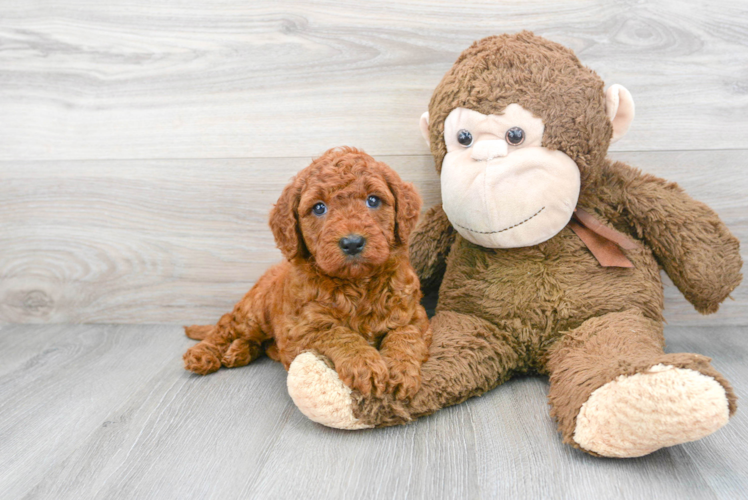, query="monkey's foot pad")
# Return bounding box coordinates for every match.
[287,352,373,430]
[573,364,730,457]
